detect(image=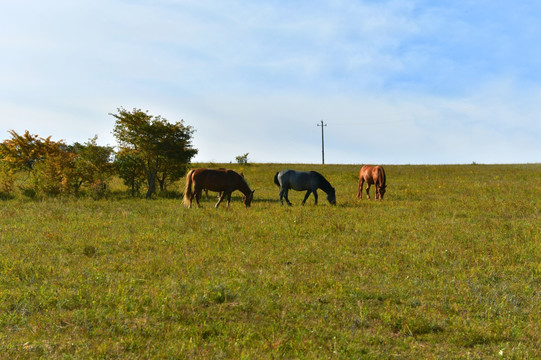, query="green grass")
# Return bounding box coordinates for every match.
[1,163,540,358]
